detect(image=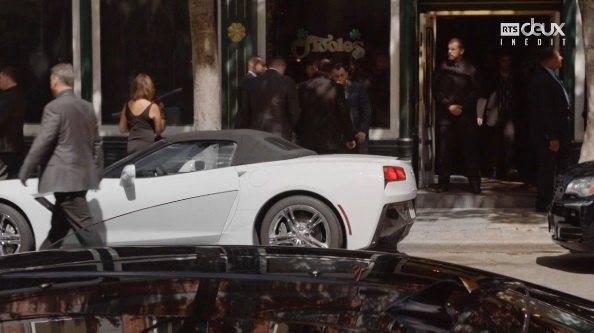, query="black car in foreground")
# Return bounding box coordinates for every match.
[549,161,594,252]
[0,246,593,332]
